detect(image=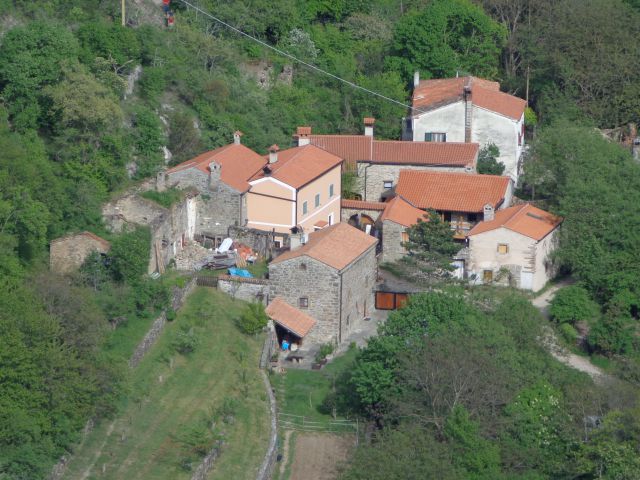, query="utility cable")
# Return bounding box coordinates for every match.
[176,0,424,114]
